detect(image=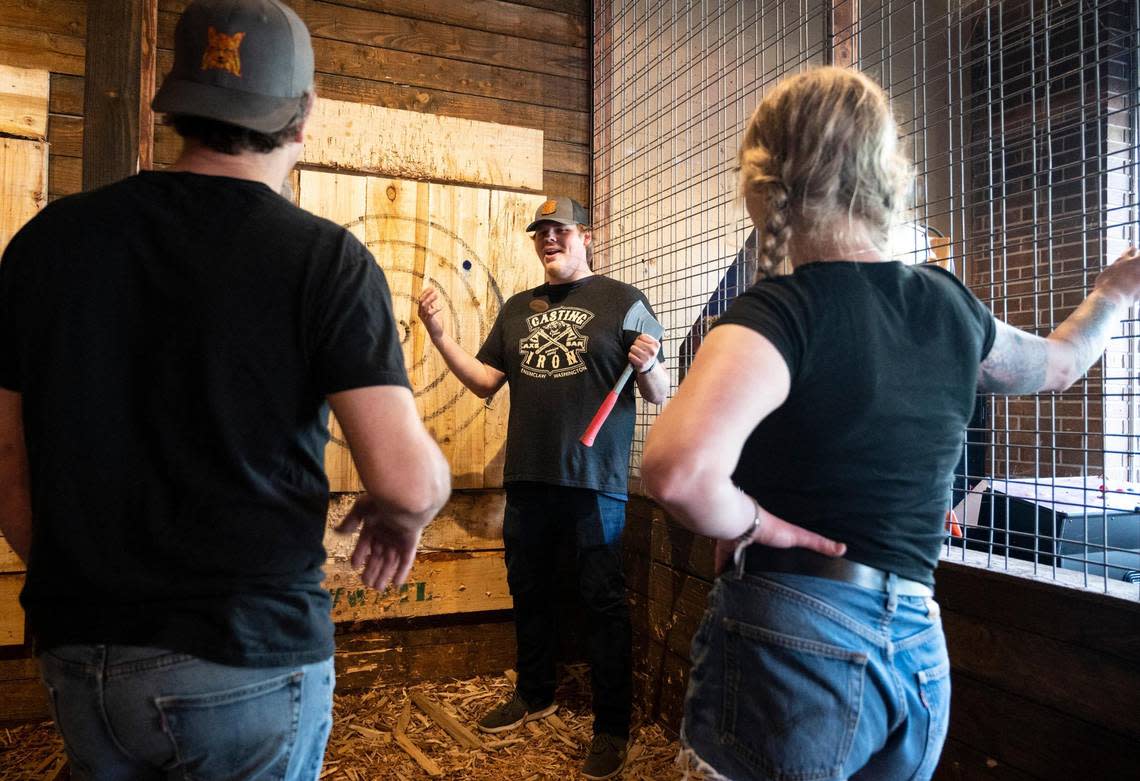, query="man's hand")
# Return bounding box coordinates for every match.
[416,287,446,342]
[629,333,661,373]
[334,495,424,591]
